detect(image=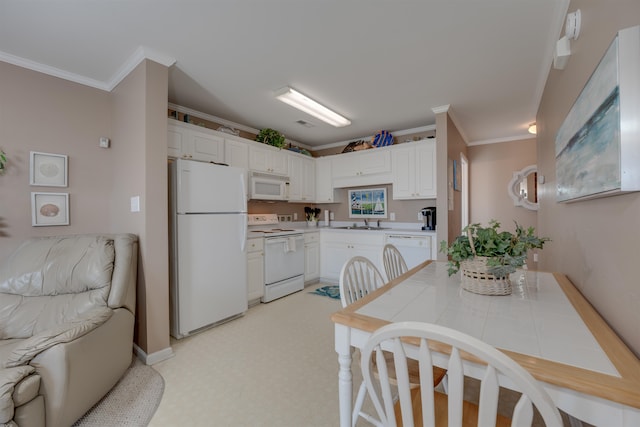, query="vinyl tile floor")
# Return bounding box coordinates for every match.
[149,283,366,426]
[149,282,581,427]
